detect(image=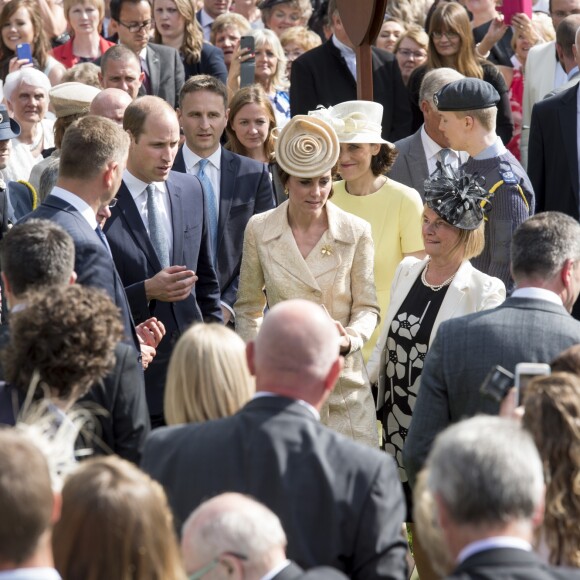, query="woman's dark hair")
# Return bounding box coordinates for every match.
[1,285,123,402]
[372,143,398,176]
[0,0,49,80]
